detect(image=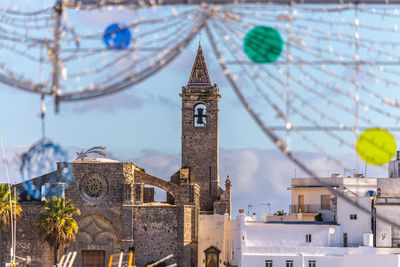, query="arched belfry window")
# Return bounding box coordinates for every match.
[194,104,206,127]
